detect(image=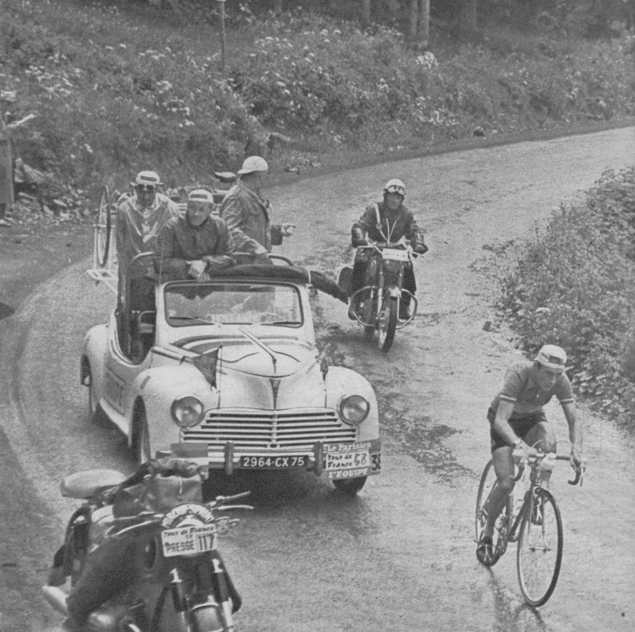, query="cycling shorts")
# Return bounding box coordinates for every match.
[487,407,548,452]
